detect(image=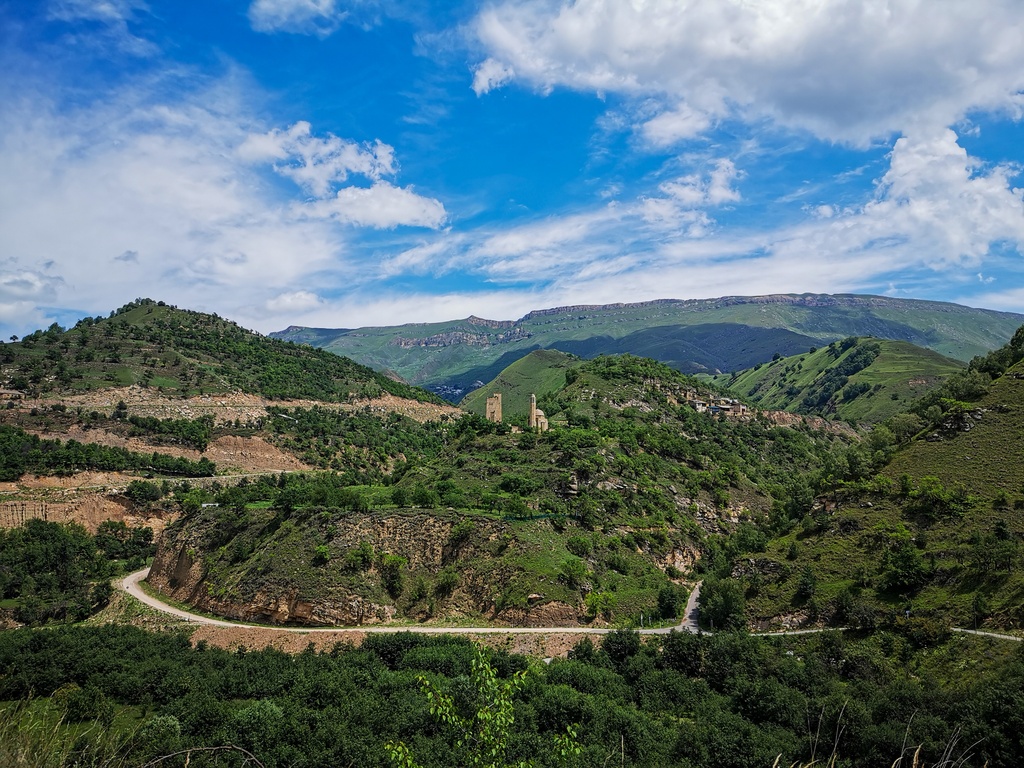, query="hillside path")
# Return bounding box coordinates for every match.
[120,569,697,636]
[680,581,701,632]
[120,572,1022,643]
[952,627,1023,642]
